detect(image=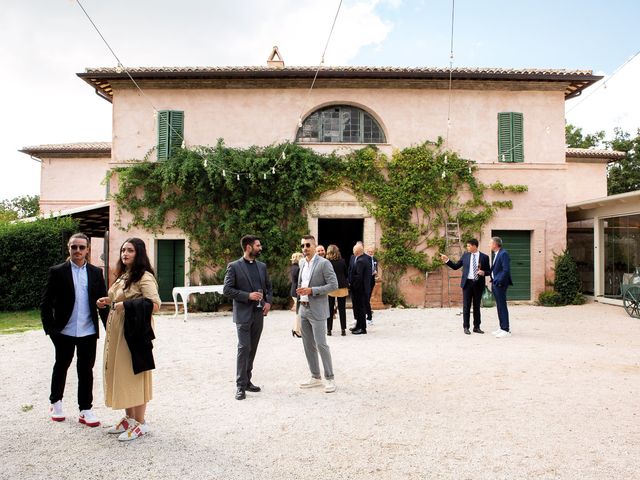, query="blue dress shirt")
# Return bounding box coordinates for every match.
[61,262,96,337]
